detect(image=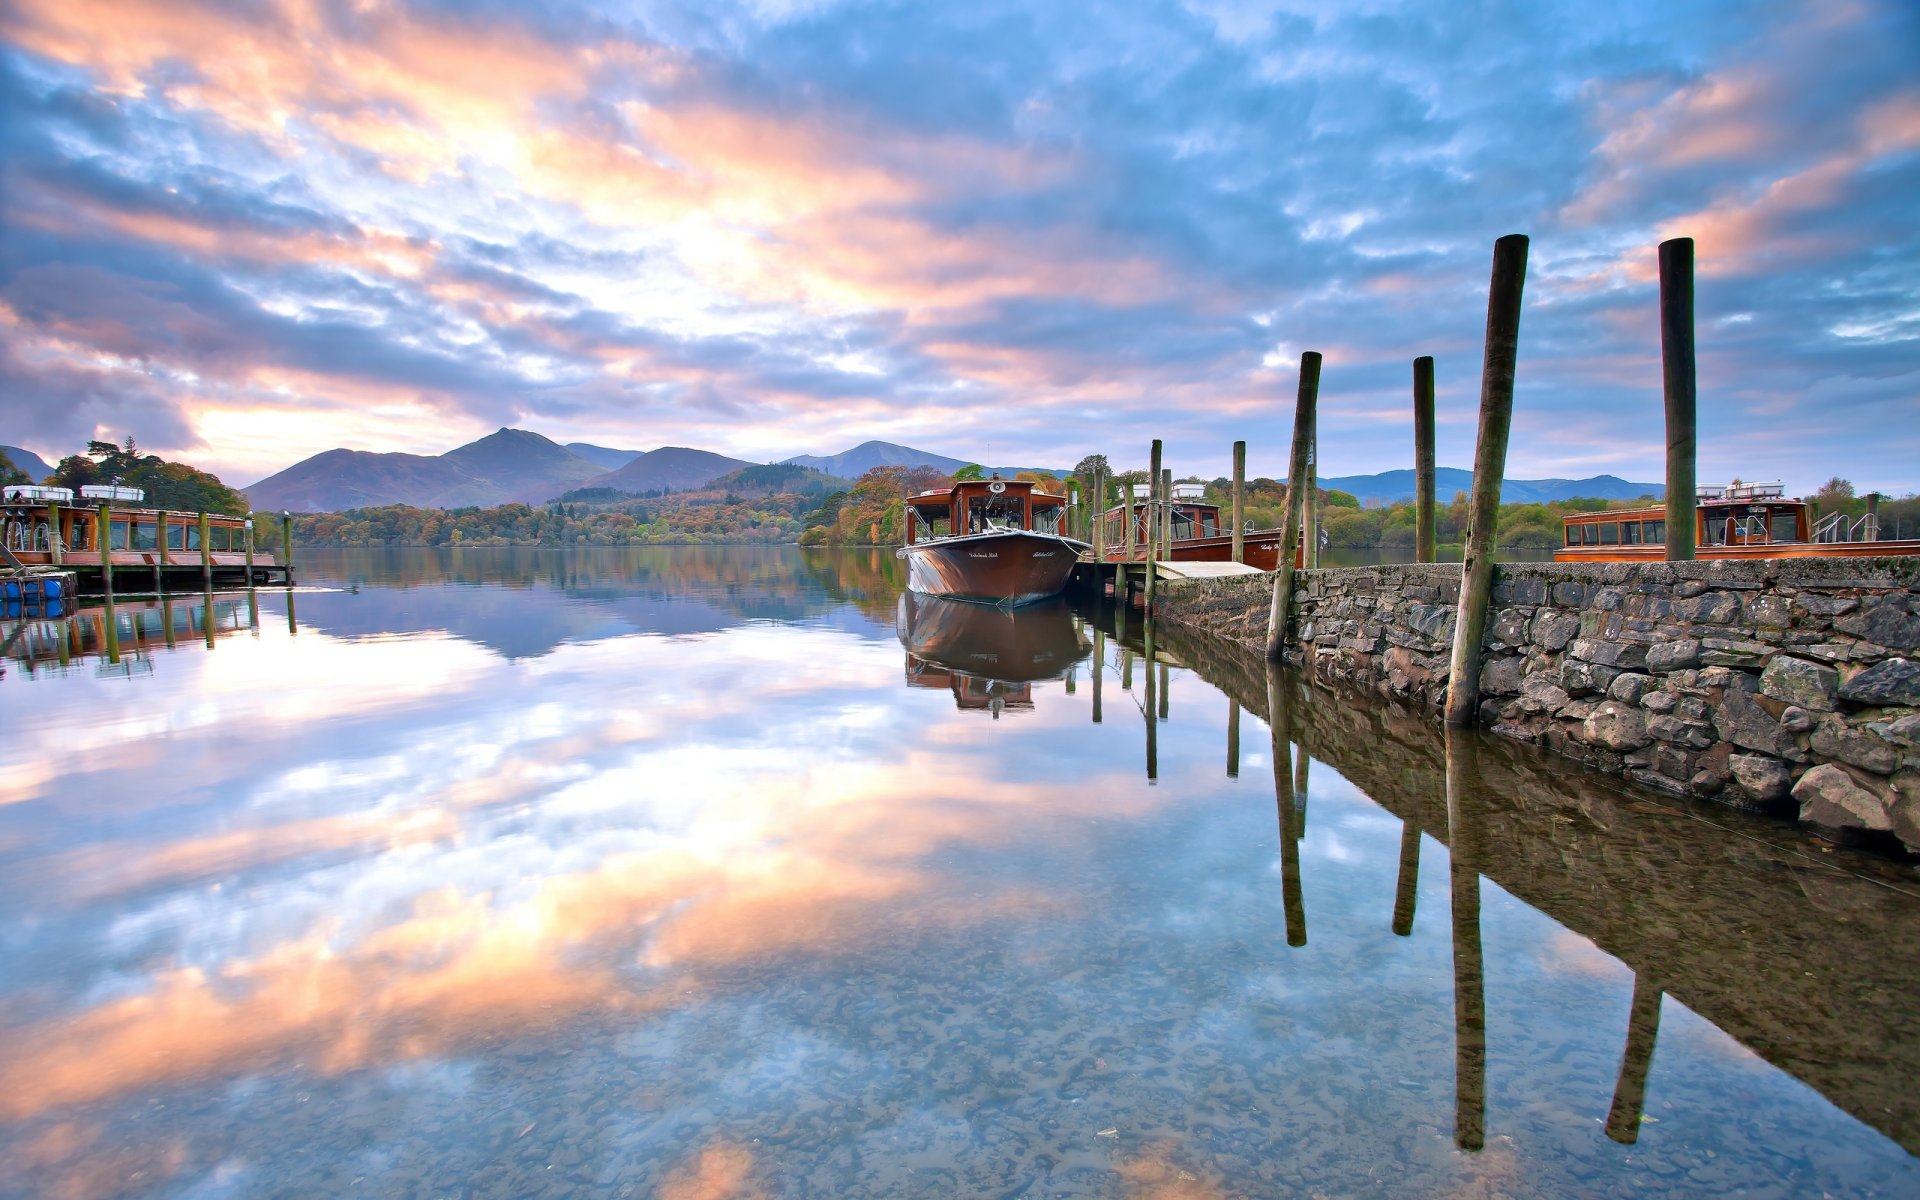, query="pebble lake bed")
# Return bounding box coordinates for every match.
[1,547,1915,1198]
